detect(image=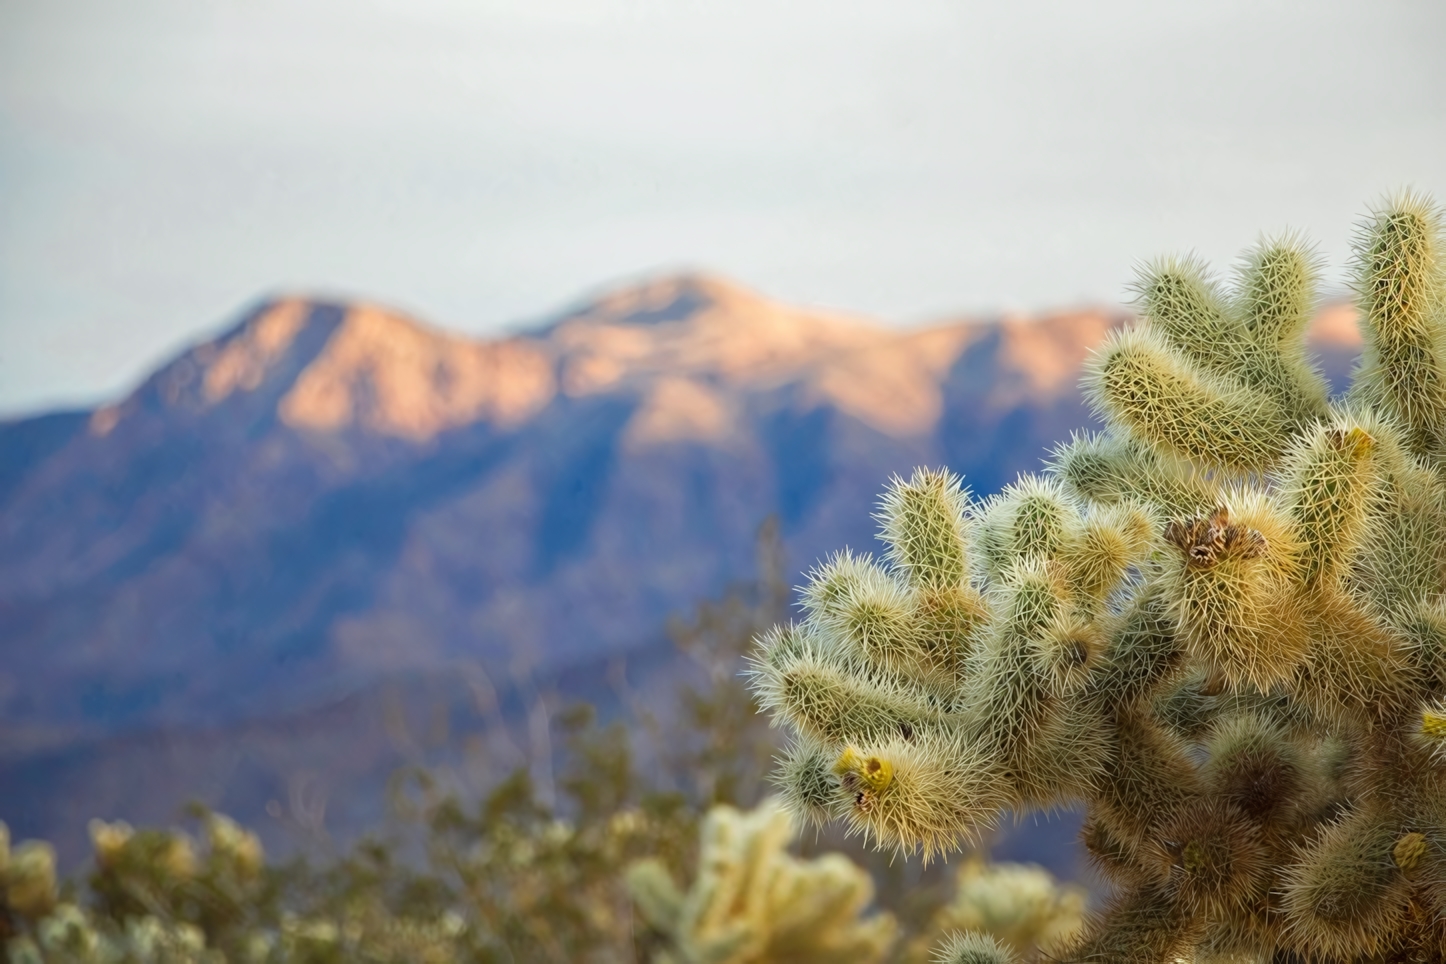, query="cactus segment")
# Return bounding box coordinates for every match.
[877,467,973,591]
[1233,235,1332,426]
[1085,325,1291,473]
[1352,193,1446,456]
